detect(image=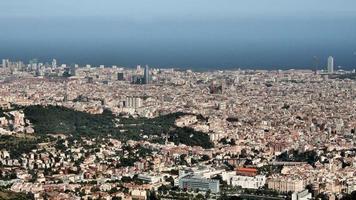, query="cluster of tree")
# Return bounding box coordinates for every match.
[118,157,138,167]
[23,105,117,139]
[276,150,319,165]
[219,137,236,146]
[257,165,283,176]
[169,127,213,149]
[0,108,5,118]
[0,188,34,200]
[0,170,17,180]
[0,105,214,160]
[0,136,39,158]
[23,105,213,149]
[340,191,356,200]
